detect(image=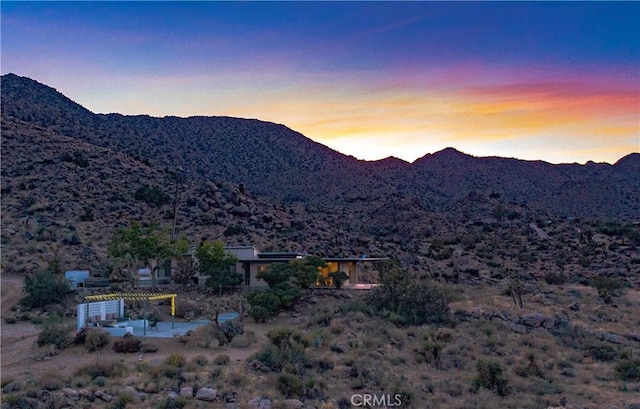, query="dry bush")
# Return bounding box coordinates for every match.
[113,334,141,353]
[229,330,255,348]
[75,361,127,380]
[213,354,230,366]
[165,352,187,368]
[84,327,111,352]
[175,299,201,318]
